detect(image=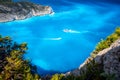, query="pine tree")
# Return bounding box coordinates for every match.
[0,35,40,80]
